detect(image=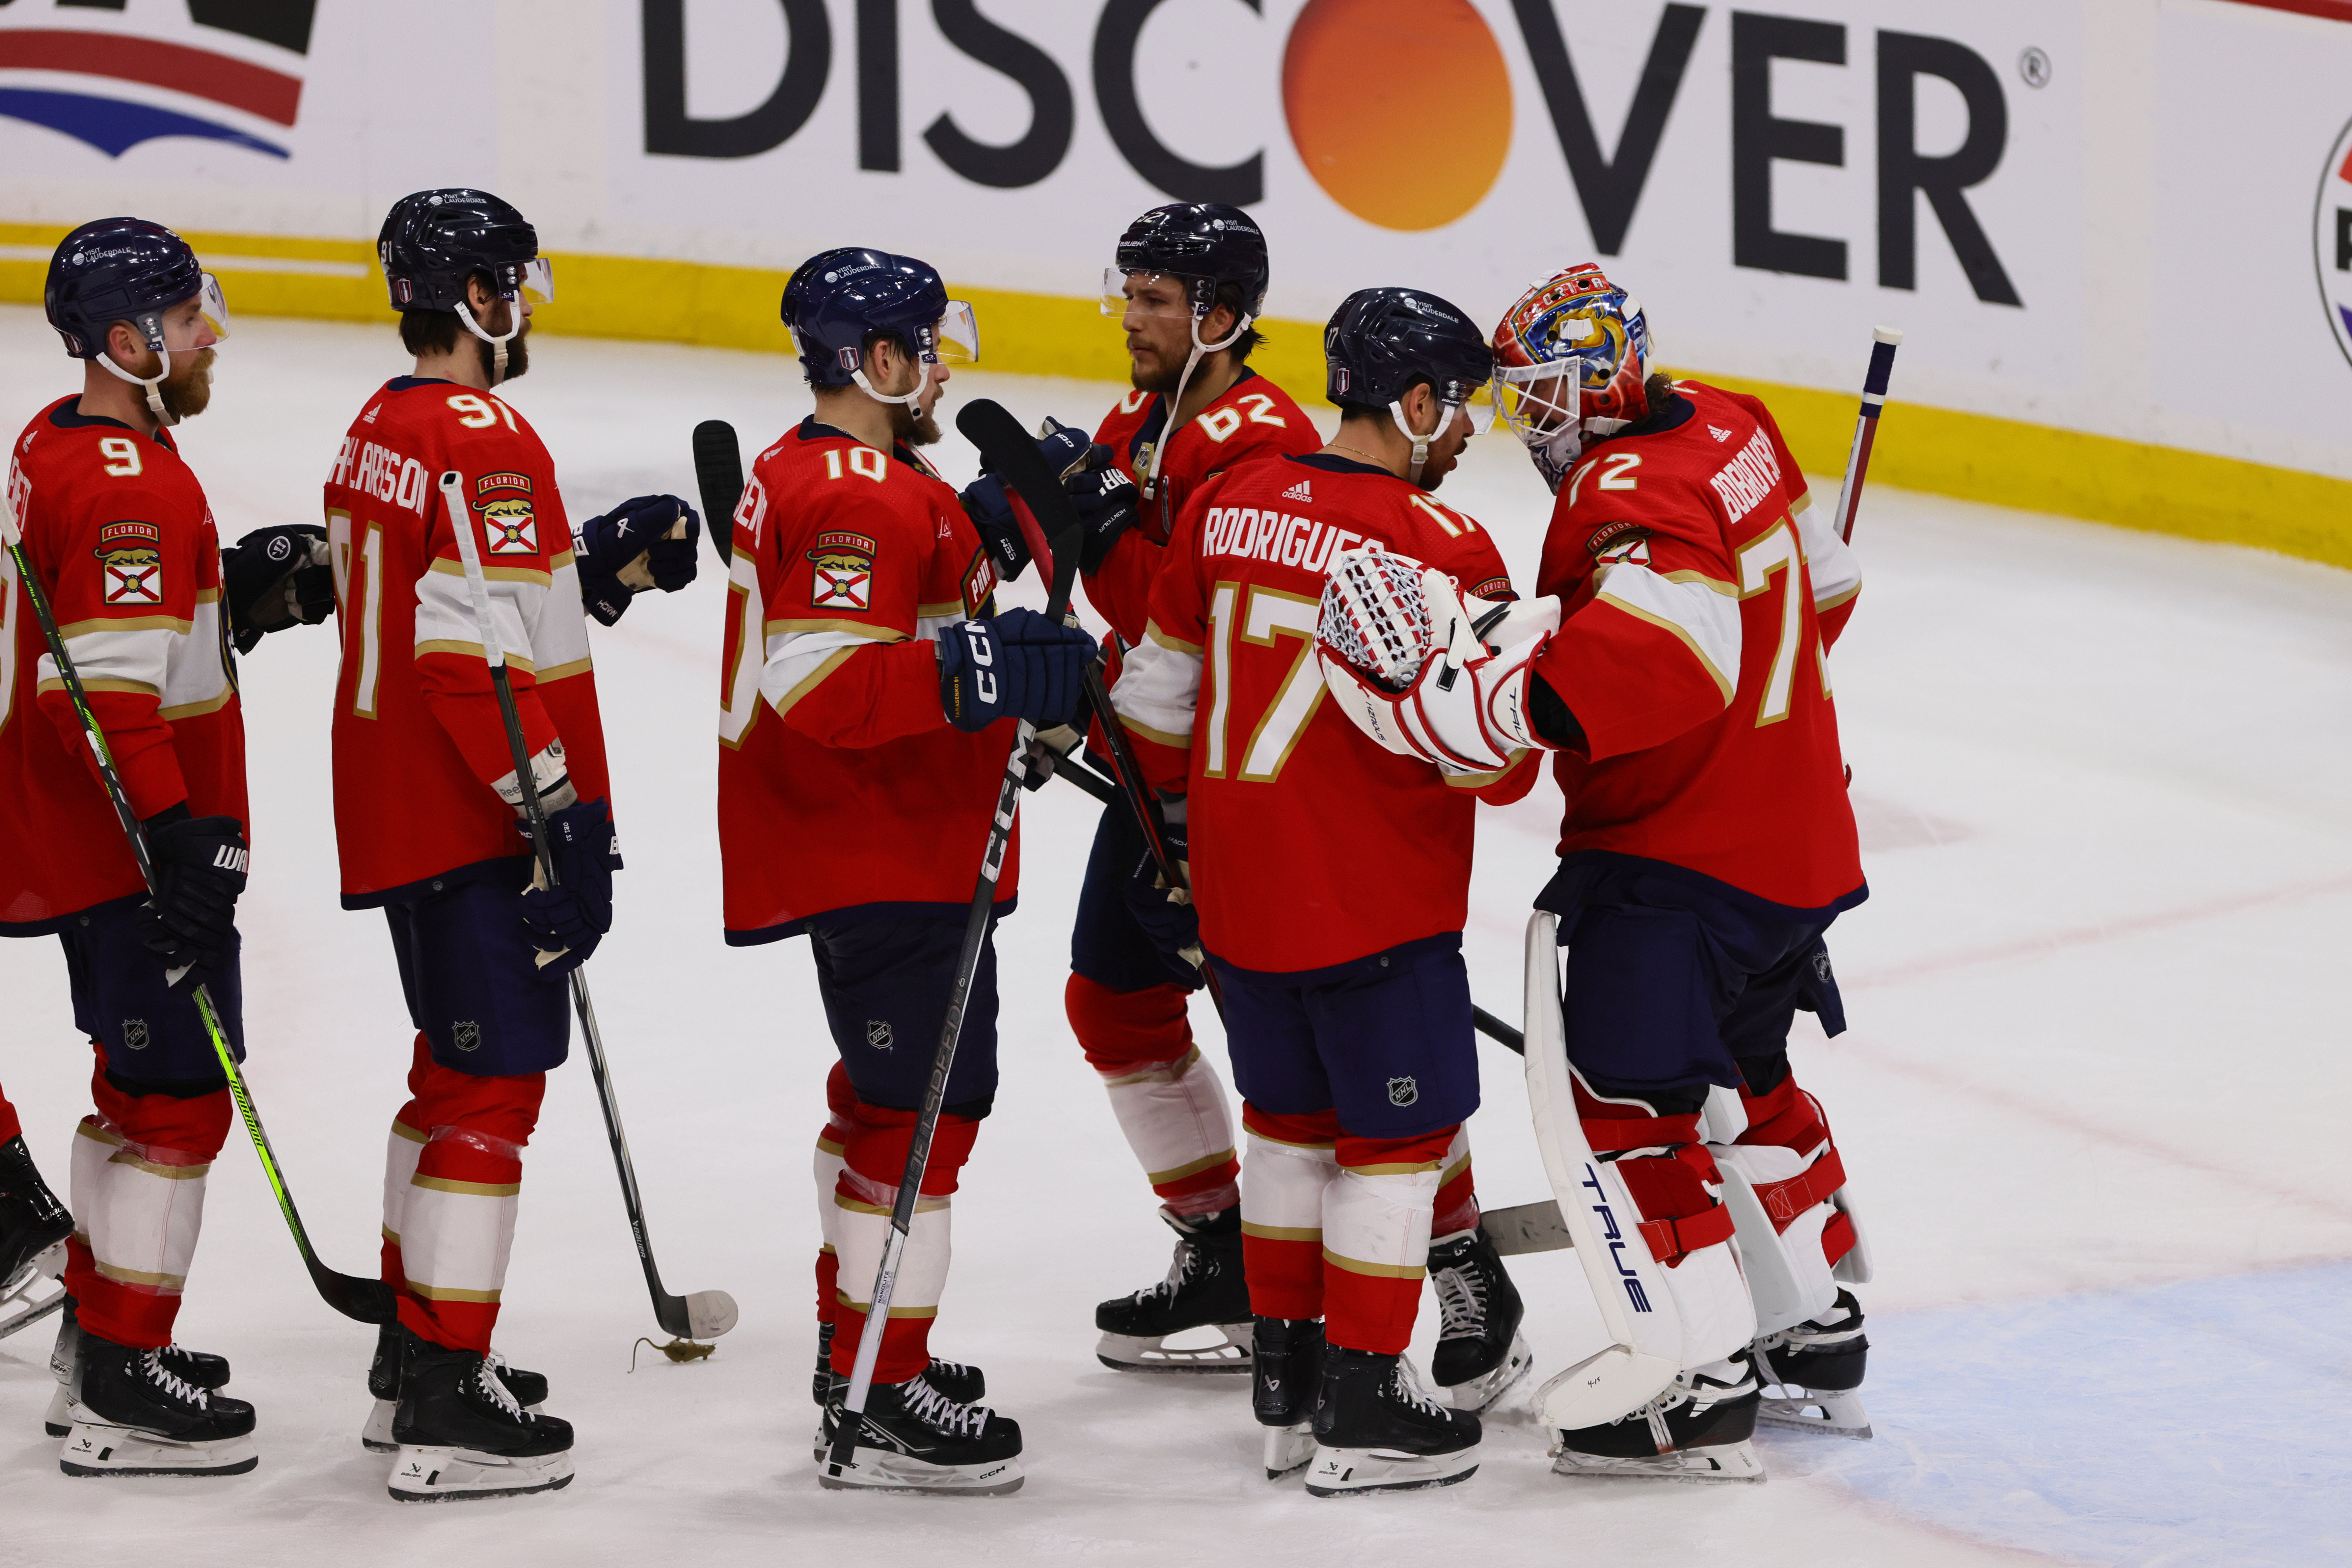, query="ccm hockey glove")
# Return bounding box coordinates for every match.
[222,524,334,654]
[517,799,619,980]
[937,607,1098,733]
[1315,546,1561,774]
[136,804,249,991]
